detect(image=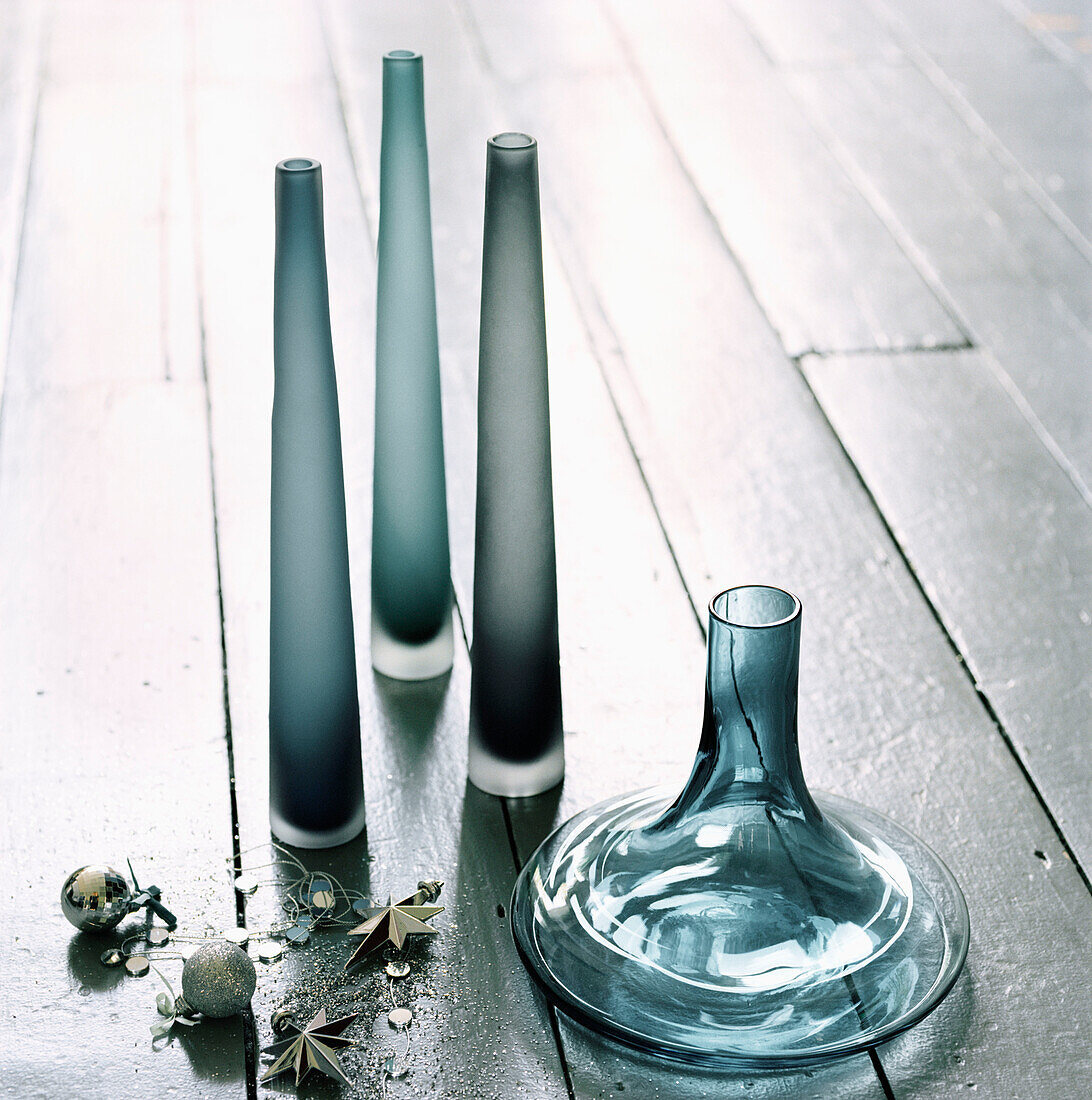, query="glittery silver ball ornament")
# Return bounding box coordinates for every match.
[61,866,132,932]
[181,940,257,1018]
